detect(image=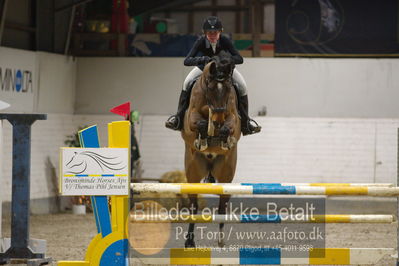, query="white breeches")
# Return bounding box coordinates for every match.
[182,67,247,96]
